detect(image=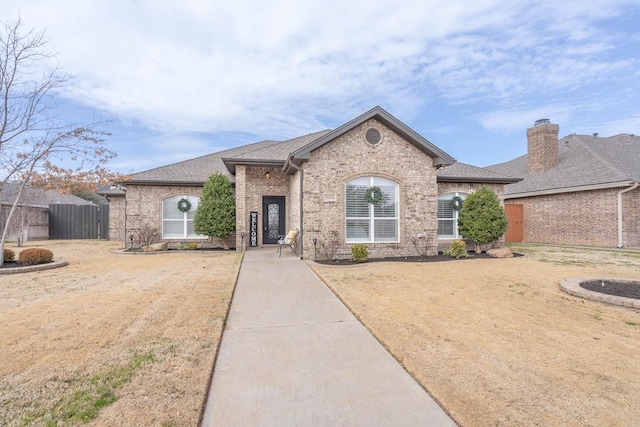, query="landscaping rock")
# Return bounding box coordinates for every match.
[143,242,168,252]
[487,247,513,258]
